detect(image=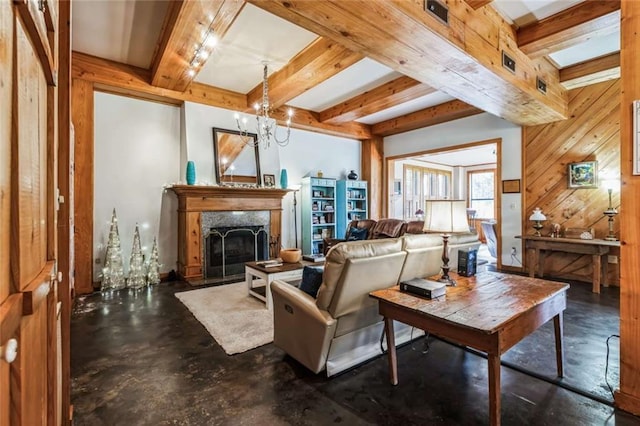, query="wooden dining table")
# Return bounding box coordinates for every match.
[370,271,569,426]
